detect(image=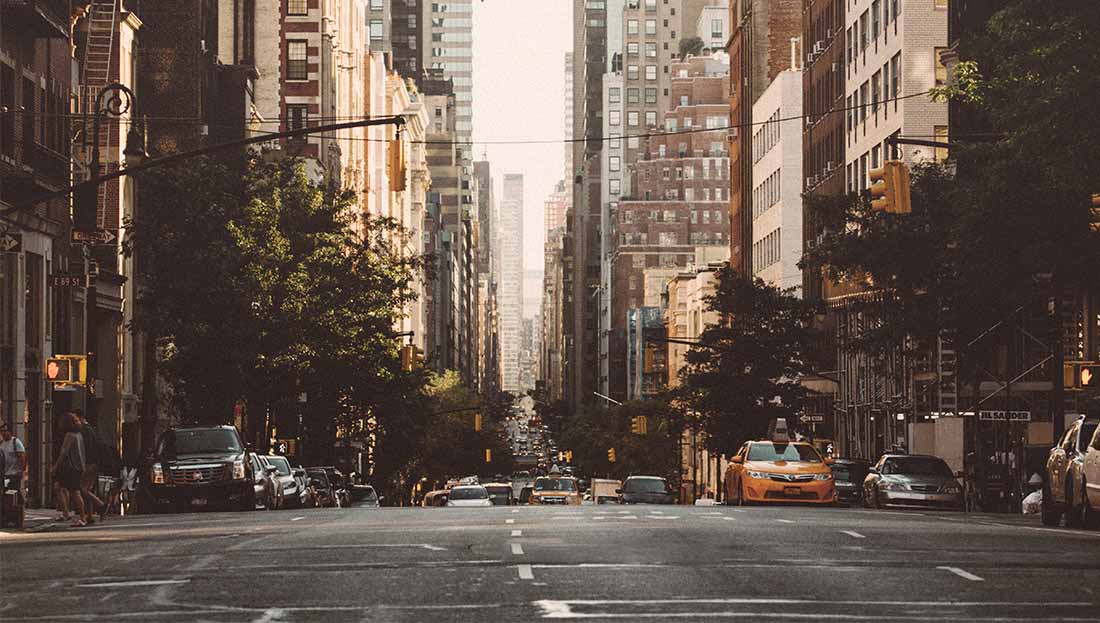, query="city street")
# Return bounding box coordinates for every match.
[3,505,1099,622]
